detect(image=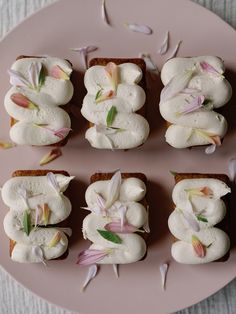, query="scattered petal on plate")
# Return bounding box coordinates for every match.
[143,205,150,233]
[124,23,153,35]
[70,46,98,69]
[160,263,169,290]
[167,40,182,59]
[113,264,119,278]
[158,31,169,55]
[81,264,98,292]
[205,144,216,155]
[0,141,16,149]
[139,53,159,75]
[101,0,110,26]
[228,158,236,182]
[39,148,62,166]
